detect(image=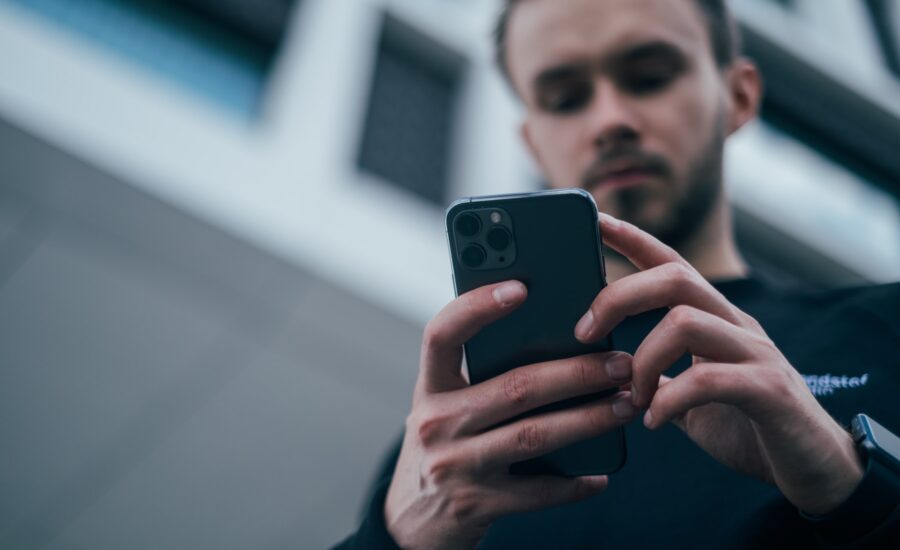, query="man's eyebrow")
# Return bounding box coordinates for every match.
[614,40,687,65]
[533,64,589,90]
[532,41,688,89]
